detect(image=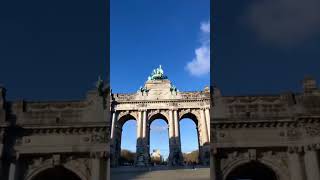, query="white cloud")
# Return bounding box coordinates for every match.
[151,125,167,132]
[186,21,210,77]
[244,0,320,46]
[200,21,210,33]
